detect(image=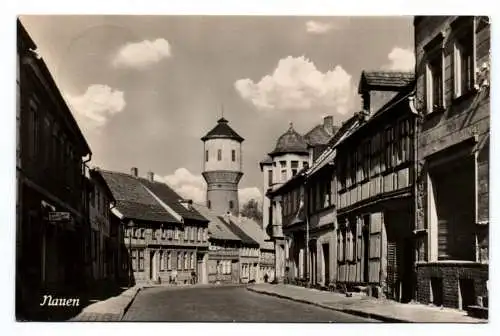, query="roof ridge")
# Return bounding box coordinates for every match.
[141,184,184,223]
